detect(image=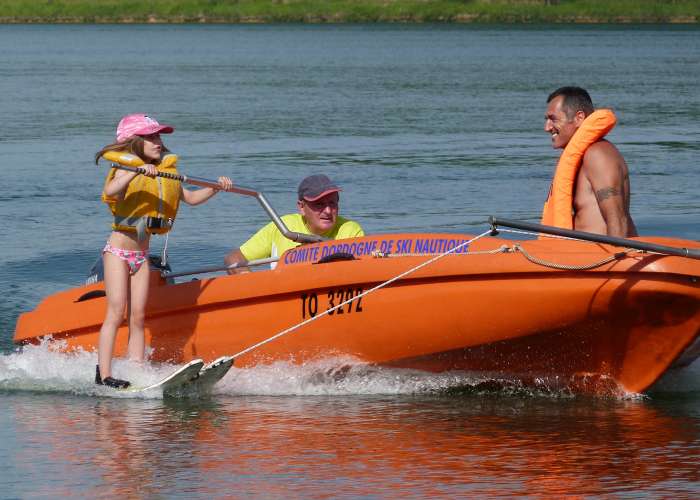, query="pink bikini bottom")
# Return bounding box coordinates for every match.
[103,244,148,275]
